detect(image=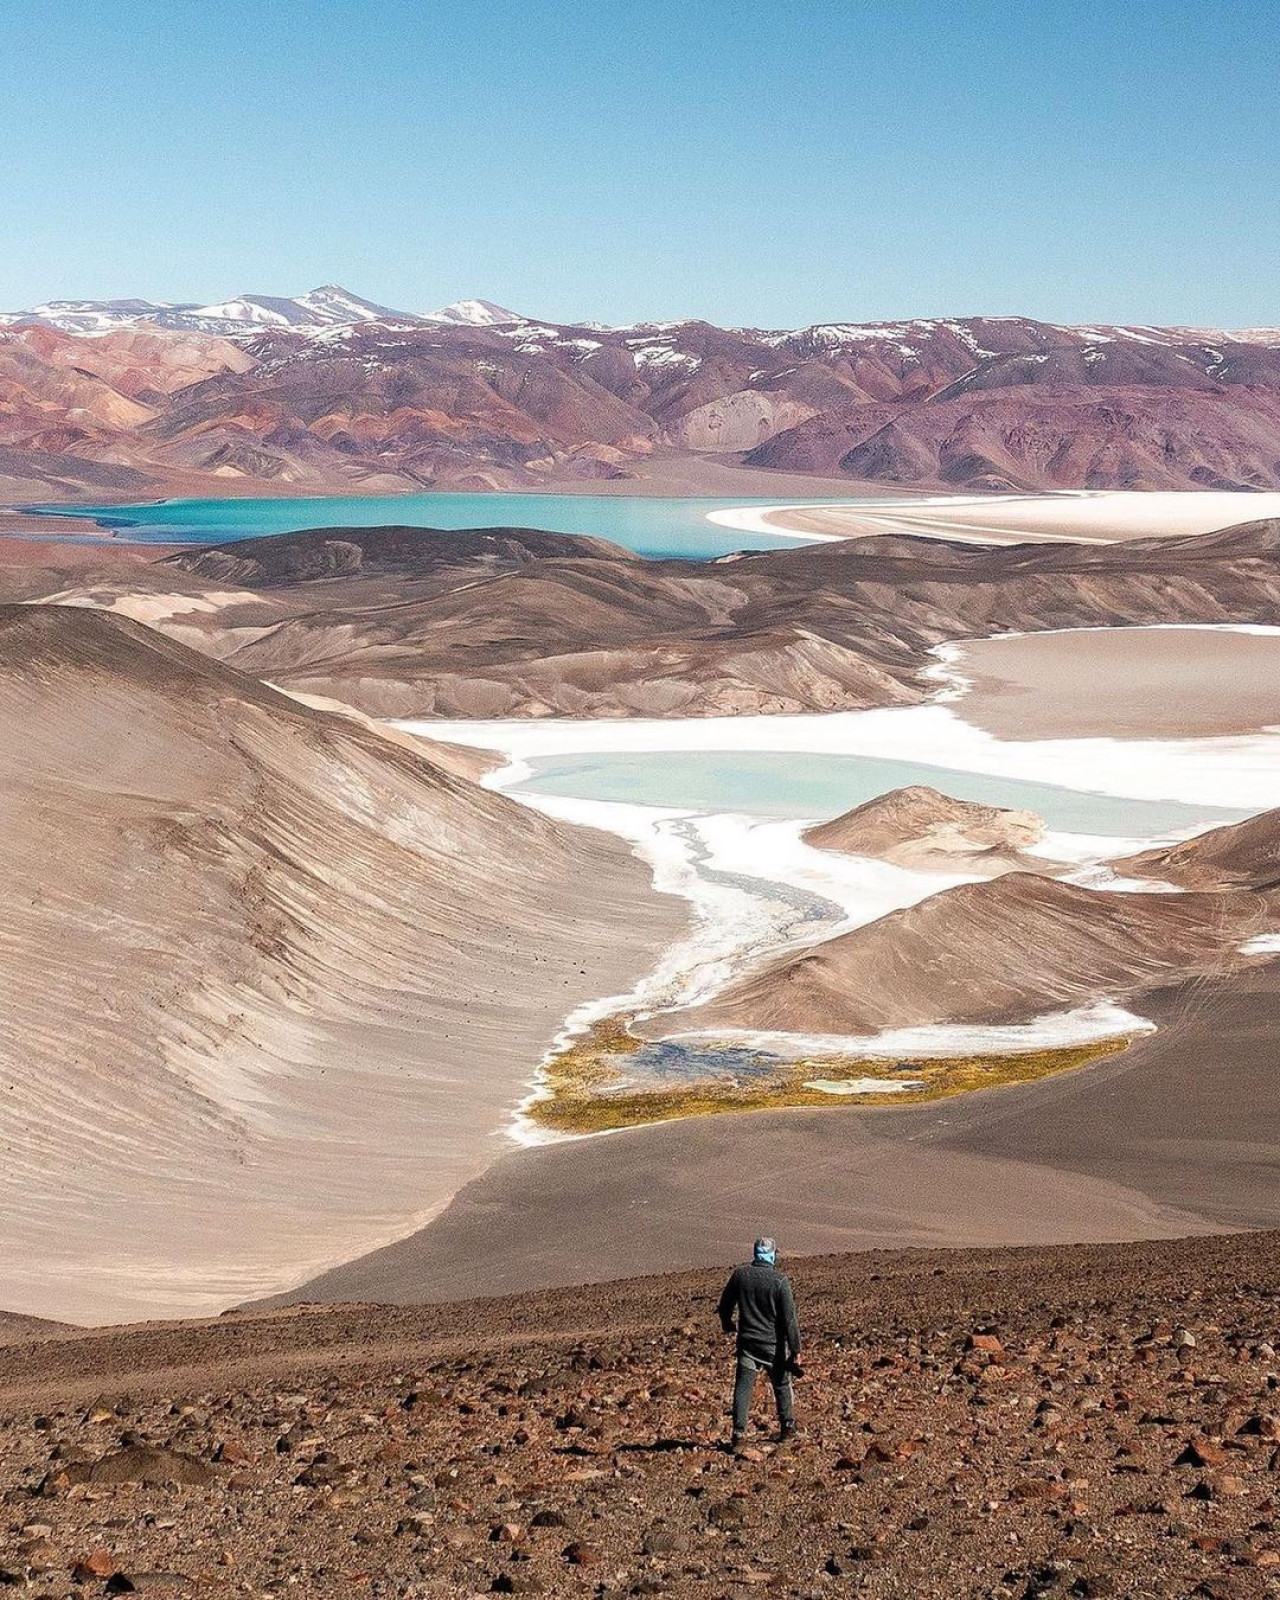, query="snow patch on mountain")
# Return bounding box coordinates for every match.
[0,285,424,339]
[1227,328,1280,347]
[627,340,701,372]
[0,298,187,333]
[172,286,418,332]
[421,299,522,327]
